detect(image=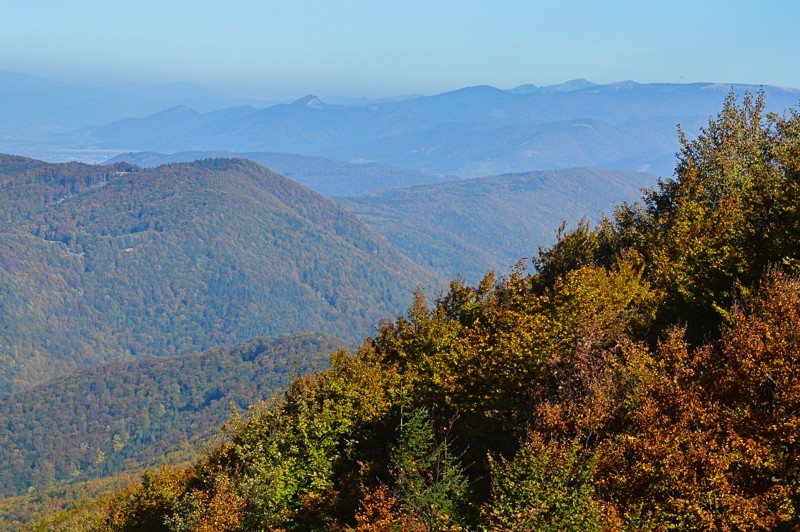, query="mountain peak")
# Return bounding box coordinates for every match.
[430,85,506,102]
[508,83,540,94]
[541,79,599,93]
[153,104,201,117]
[292,94,325,108]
